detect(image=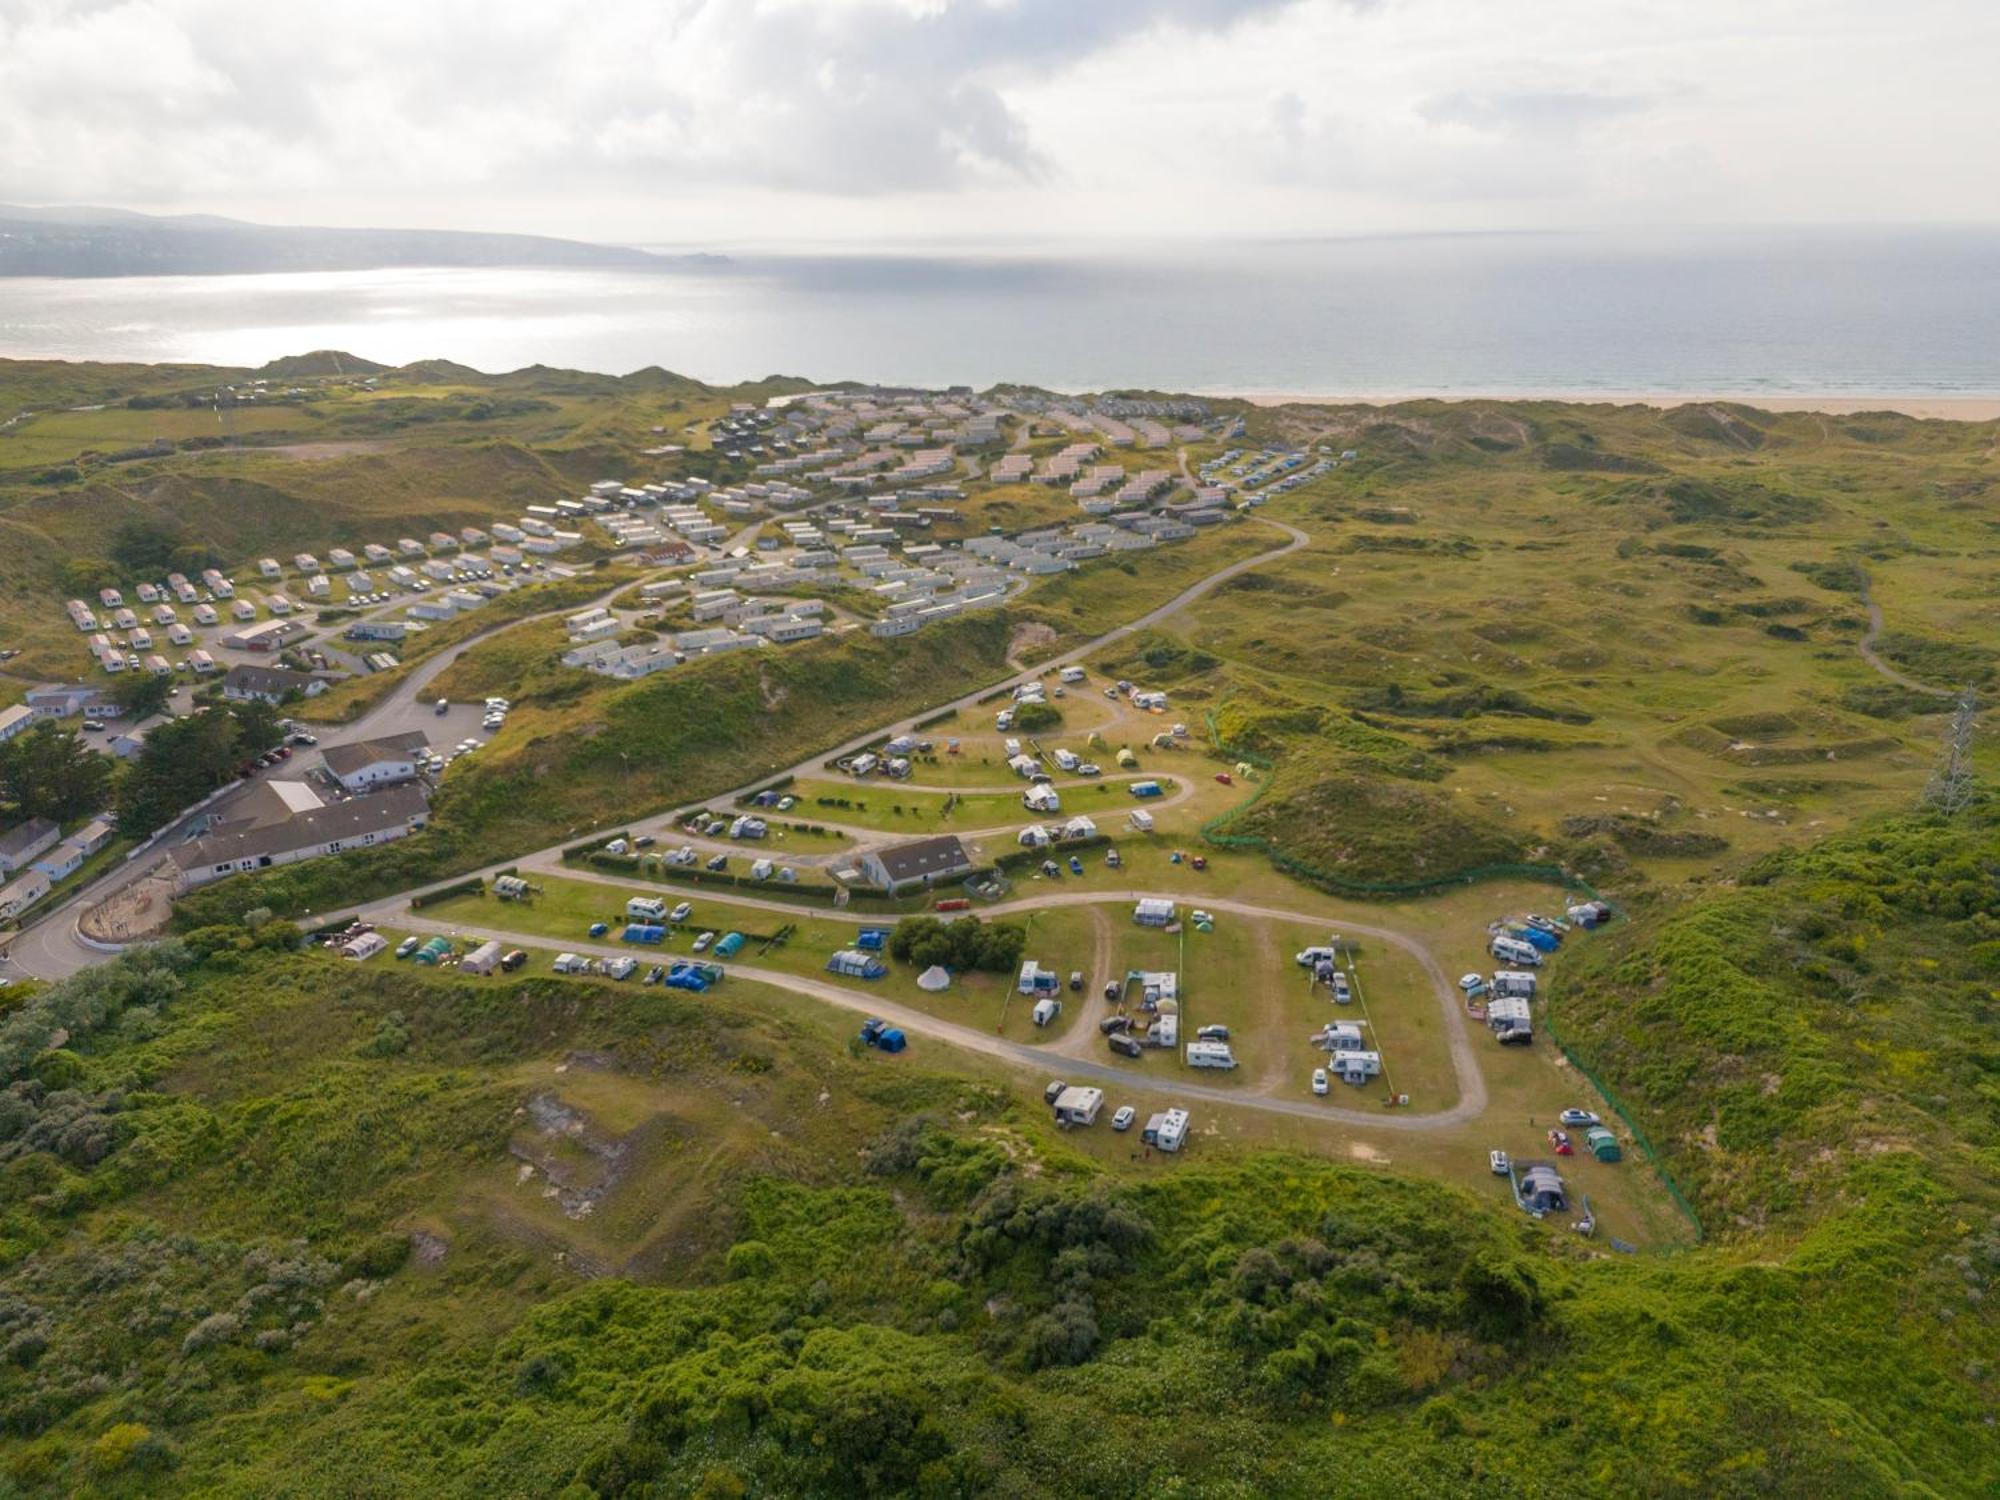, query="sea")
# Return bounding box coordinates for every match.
[2,226,1997,397]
